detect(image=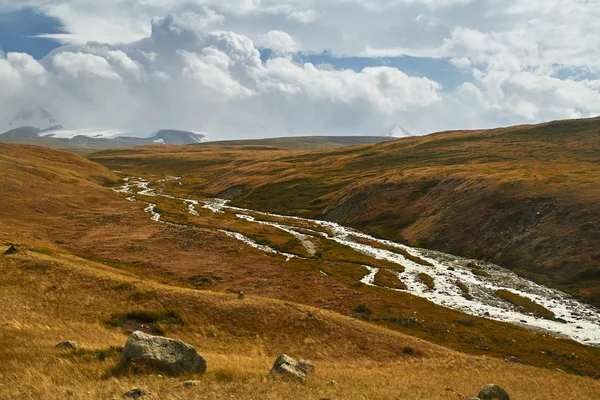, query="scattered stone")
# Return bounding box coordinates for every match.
[3,245,22,256]
[478,384,510,400]
[120,331,207,375]
[269,354,307,382]
[122,388,152,399]
[504,356,526,364]
[566,353,577,360]
[55,341,81,351]
[183,380,200,388]
[238,291,245,300]
[555,368,565,373]
[298,359,316,373]
[483,312,490,317]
